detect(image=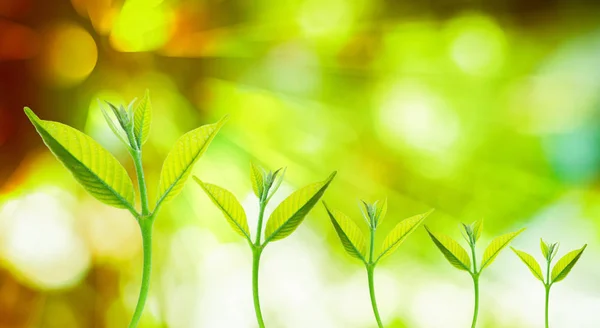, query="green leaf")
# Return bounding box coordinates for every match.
[24,108,136,211]
[99,100,130,148]
[156,117,227,208]
[264,172,336,243]
[266,167,286,203]
[551,245,587,283]
[194,177,251,242]
[373,198,387,227]
[133,89,152,148]
[481,228,525,270]
[541,239,550,259]
[511,247,544,282]
[425,226,471,272]
[323,202,367,262]
[250,162,265,199]
[472,218,483,242]
[377,209,433,262]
